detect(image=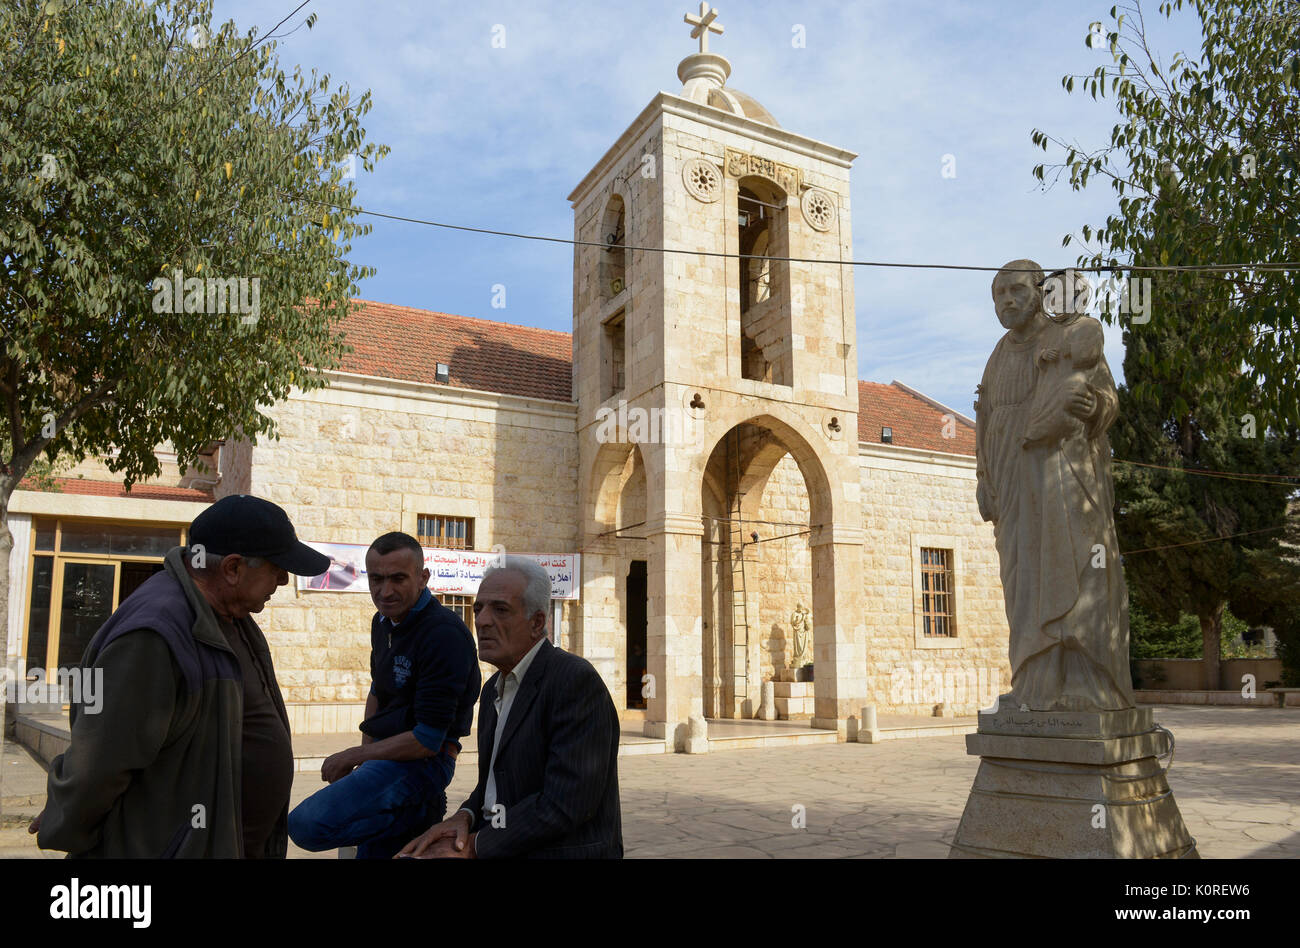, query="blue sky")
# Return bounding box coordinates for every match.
[212,0,1205,414]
